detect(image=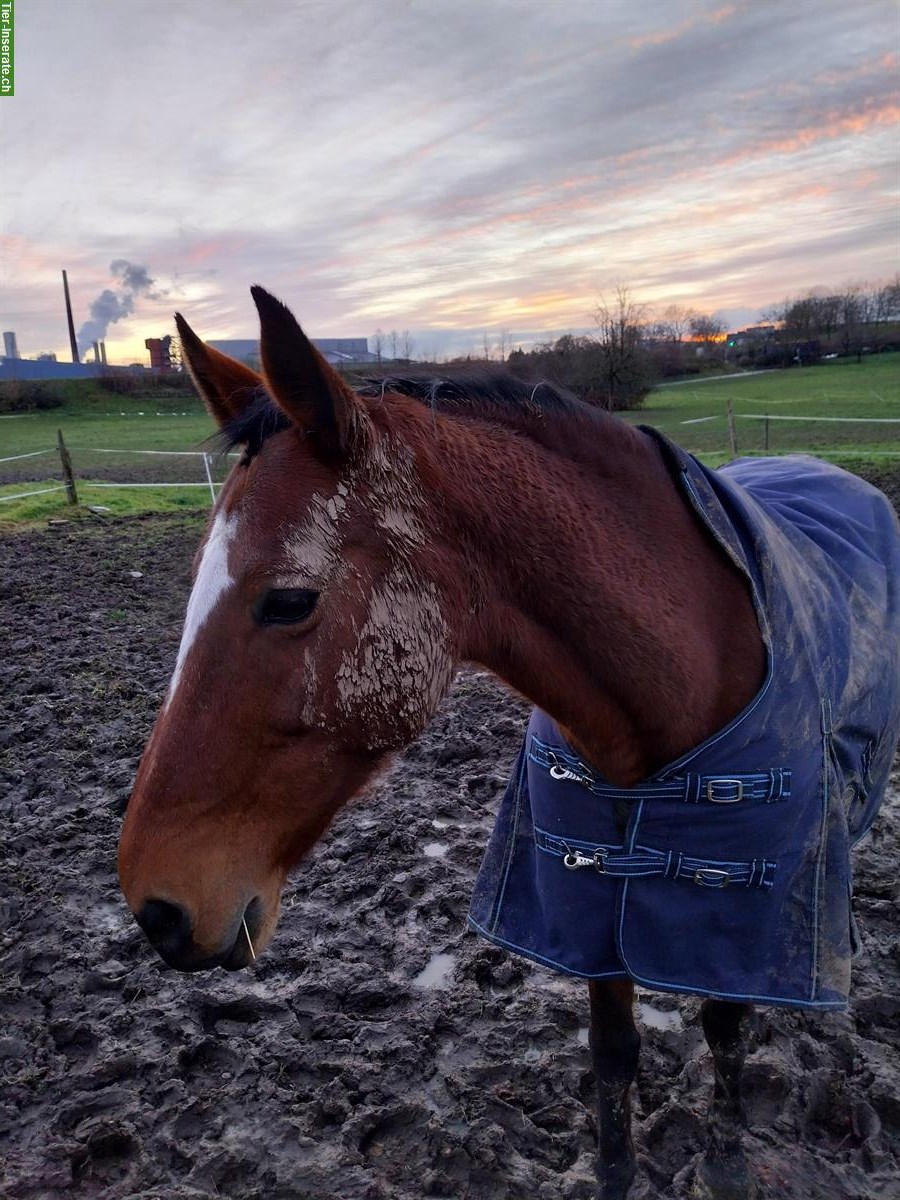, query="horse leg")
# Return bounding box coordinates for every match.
[695,999,756,1200]
[589,978,640,1200]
